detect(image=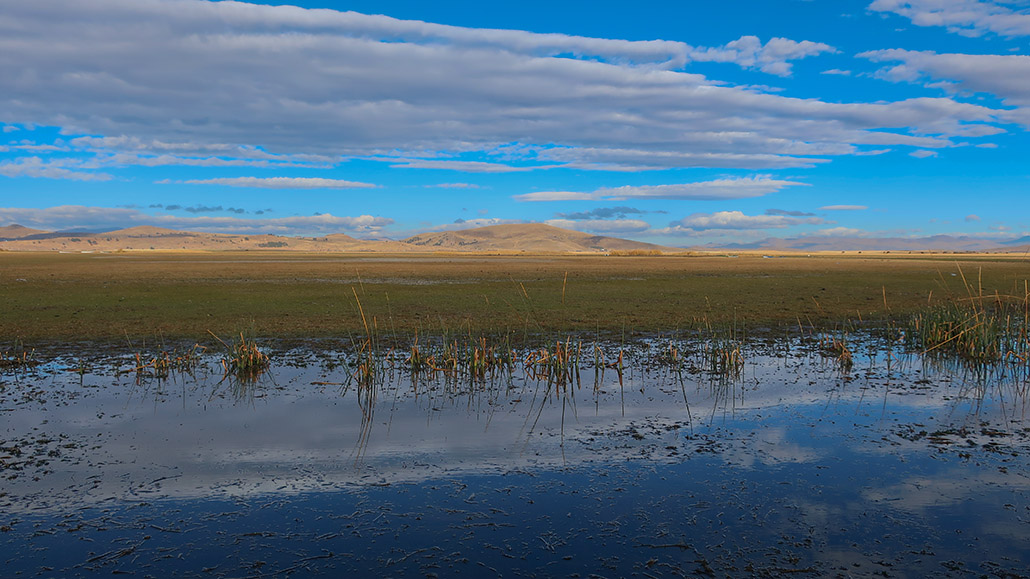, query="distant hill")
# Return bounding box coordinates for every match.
[1000,235,1030,247]
[402,223,676,253]
[0,222,678,253]
[4,222,1023,254]
[0,224,48,240]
